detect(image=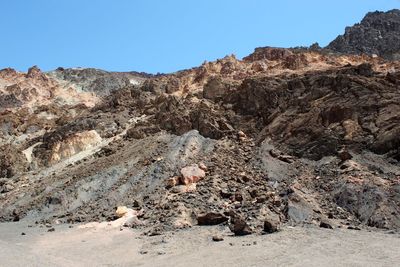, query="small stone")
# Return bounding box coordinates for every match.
[198,162,208,171]
[116,206,130,218]
[277,155,294,164]
[238,131,247,138]
[249,189,258,198]
[171,184,196,194]
[272,196,282,206]
[338,148,352,161]
[220,189,232,198]
[47,228,55,232]
[212,235,224,242]
[256,196,267,203]
[320,220,333,229]
[269,149,280,158]
[165,176,180,188]
[21,232,26,236]
[347,226,361,230]
[132,200,141,208]
[231,192,243,202]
